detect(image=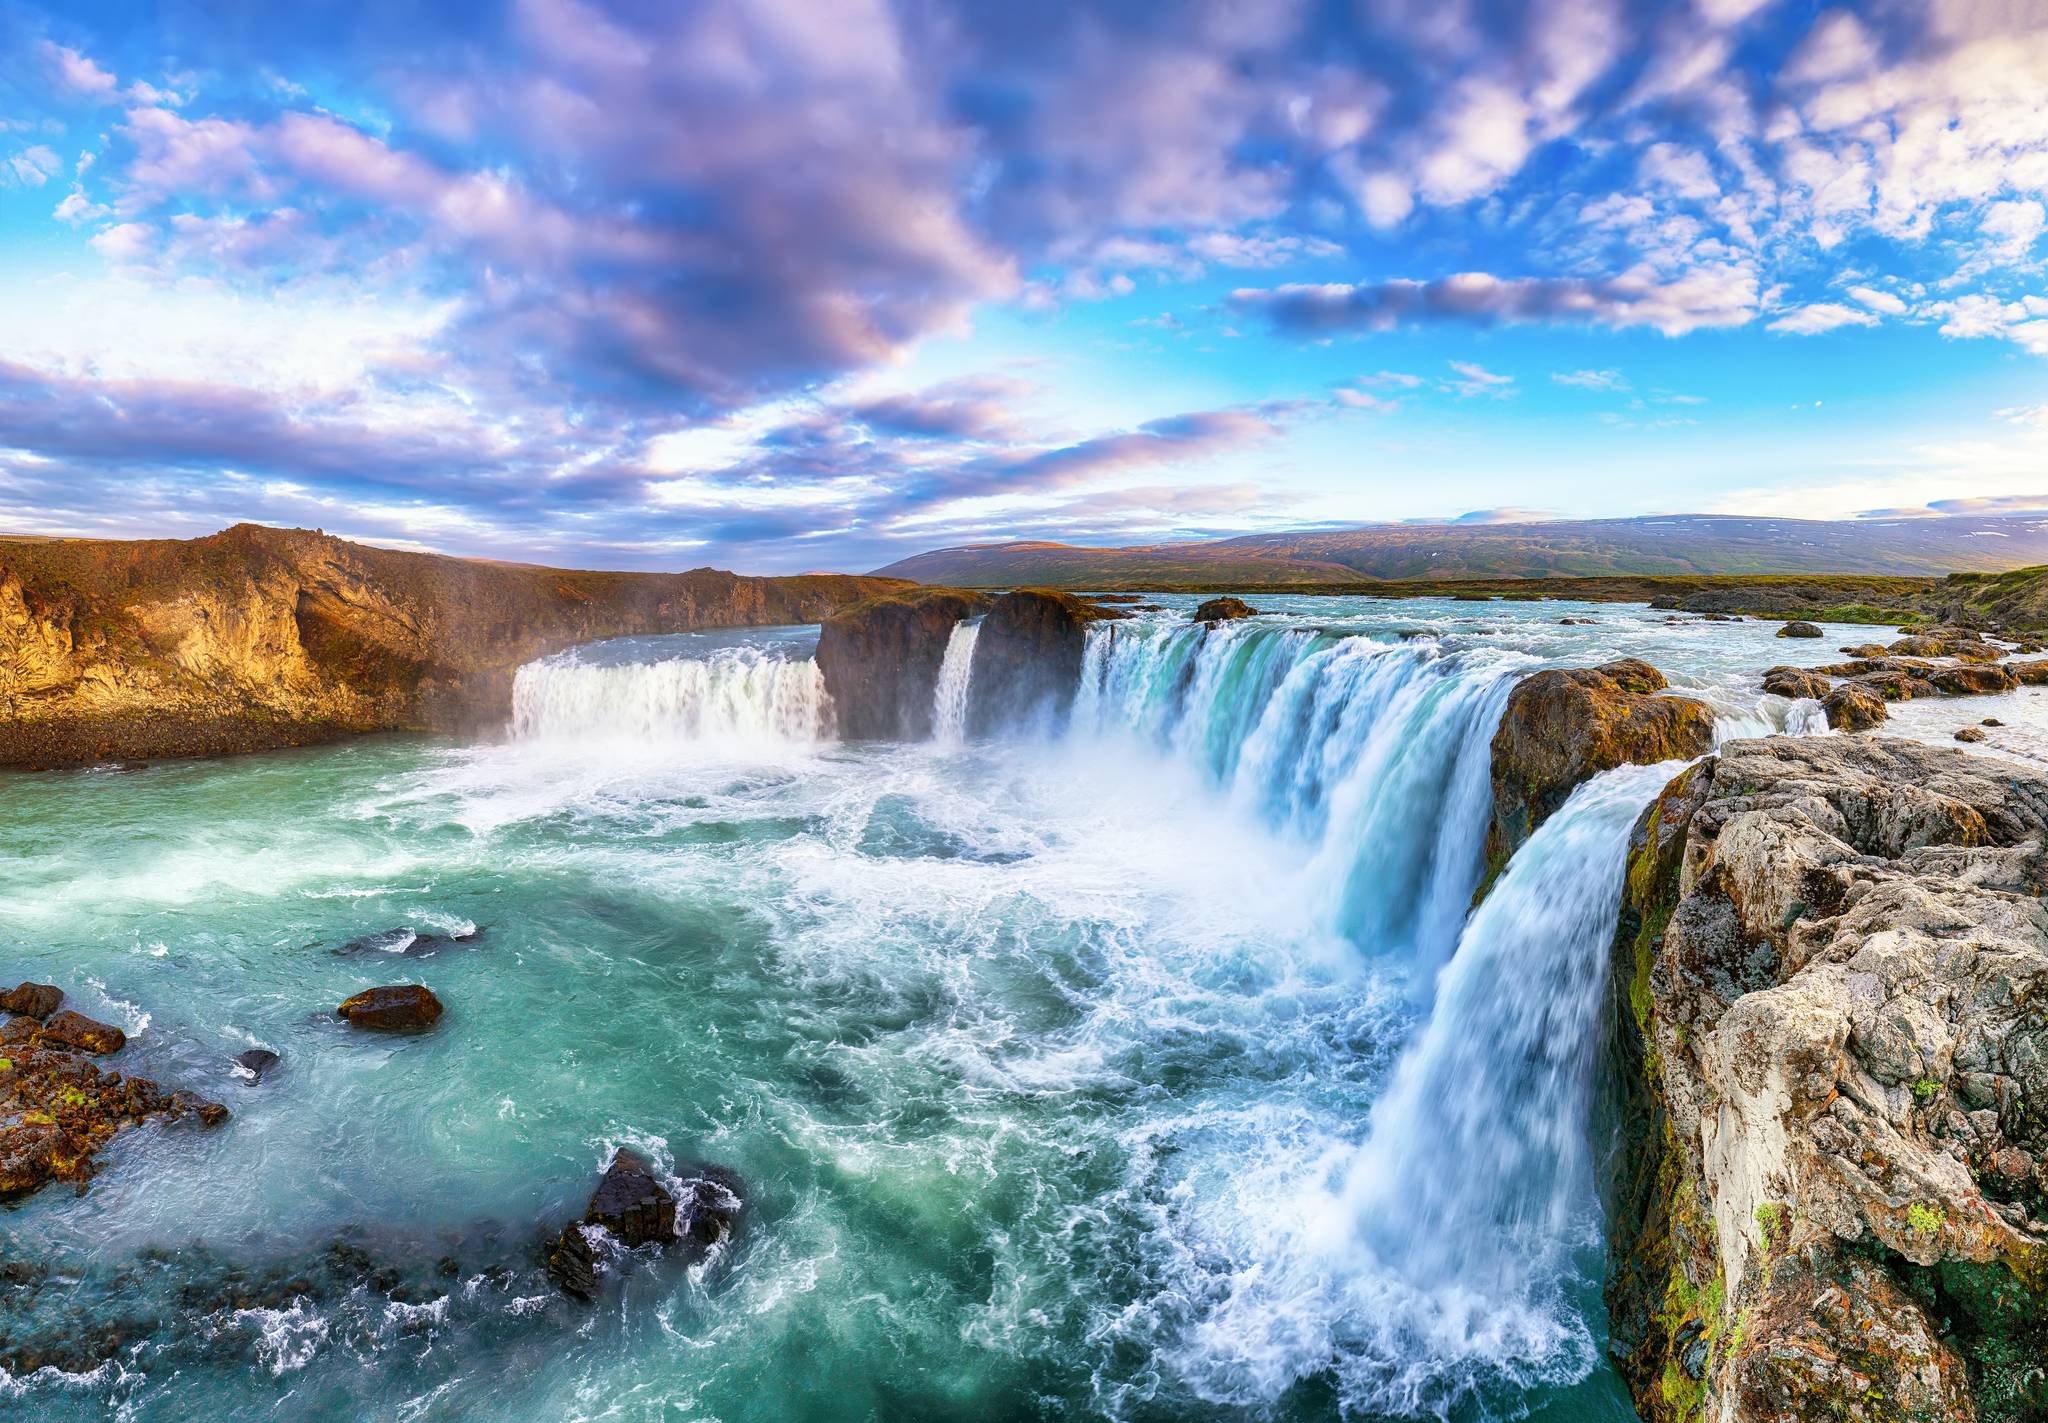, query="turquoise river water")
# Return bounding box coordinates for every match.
[1,596,2034,1422]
